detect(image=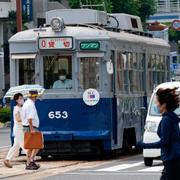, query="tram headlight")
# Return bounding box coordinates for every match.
[50,17,65,32]
[145,121,157,133]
